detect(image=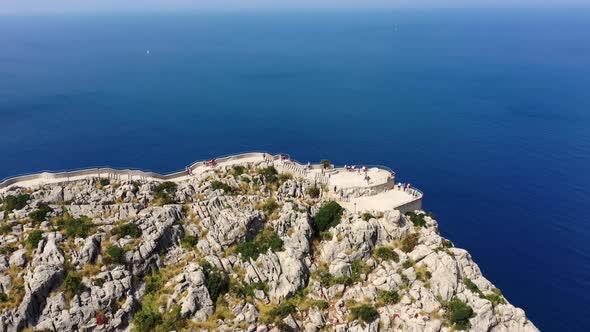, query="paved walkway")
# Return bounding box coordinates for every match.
[340,187,420,212]
[328,167,391,188]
